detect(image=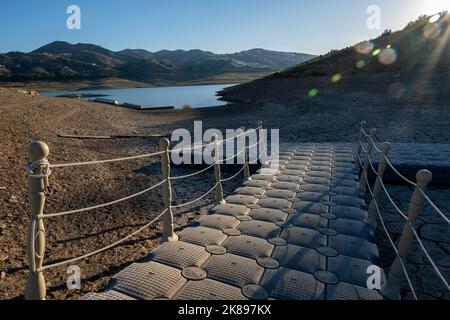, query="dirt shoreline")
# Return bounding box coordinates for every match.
[0,73,266,93]
[0,86,449,300]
